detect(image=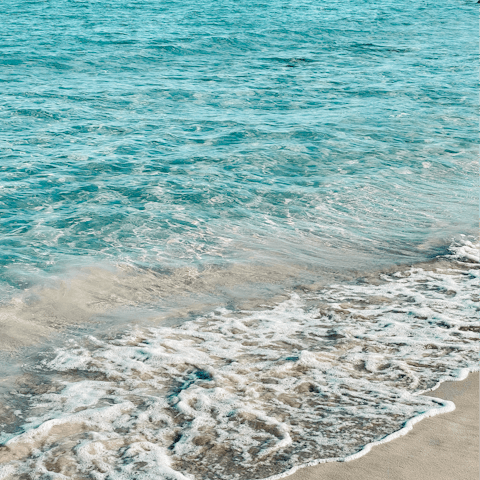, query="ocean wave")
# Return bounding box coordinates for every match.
[0,242,477,479]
